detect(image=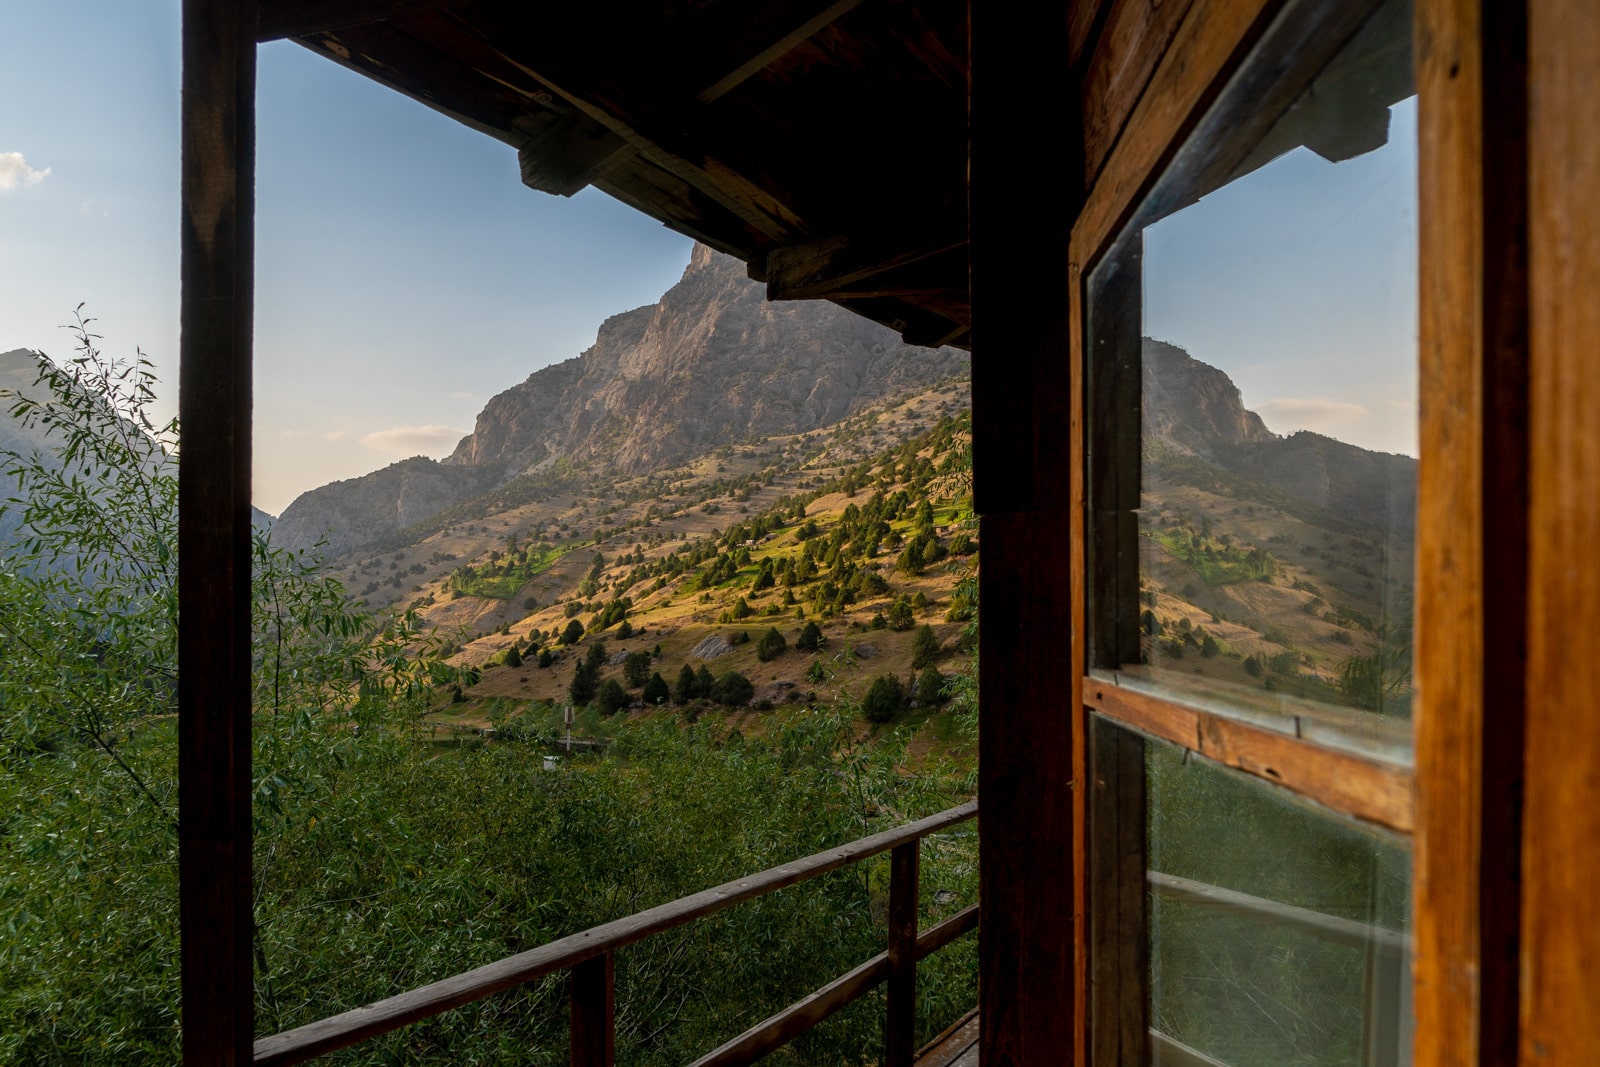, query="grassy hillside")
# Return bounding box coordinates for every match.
[314,377,977,755]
